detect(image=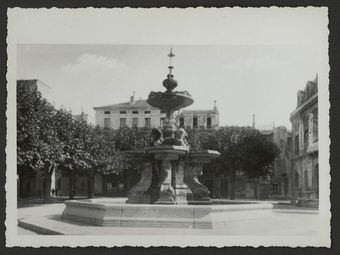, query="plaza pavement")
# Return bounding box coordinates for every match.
[17,197,319,236]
